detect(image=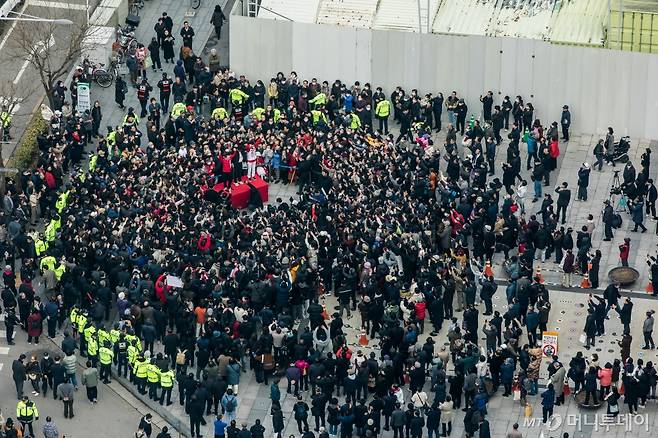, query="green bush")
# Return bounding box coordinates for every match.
[8,110,48,170]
